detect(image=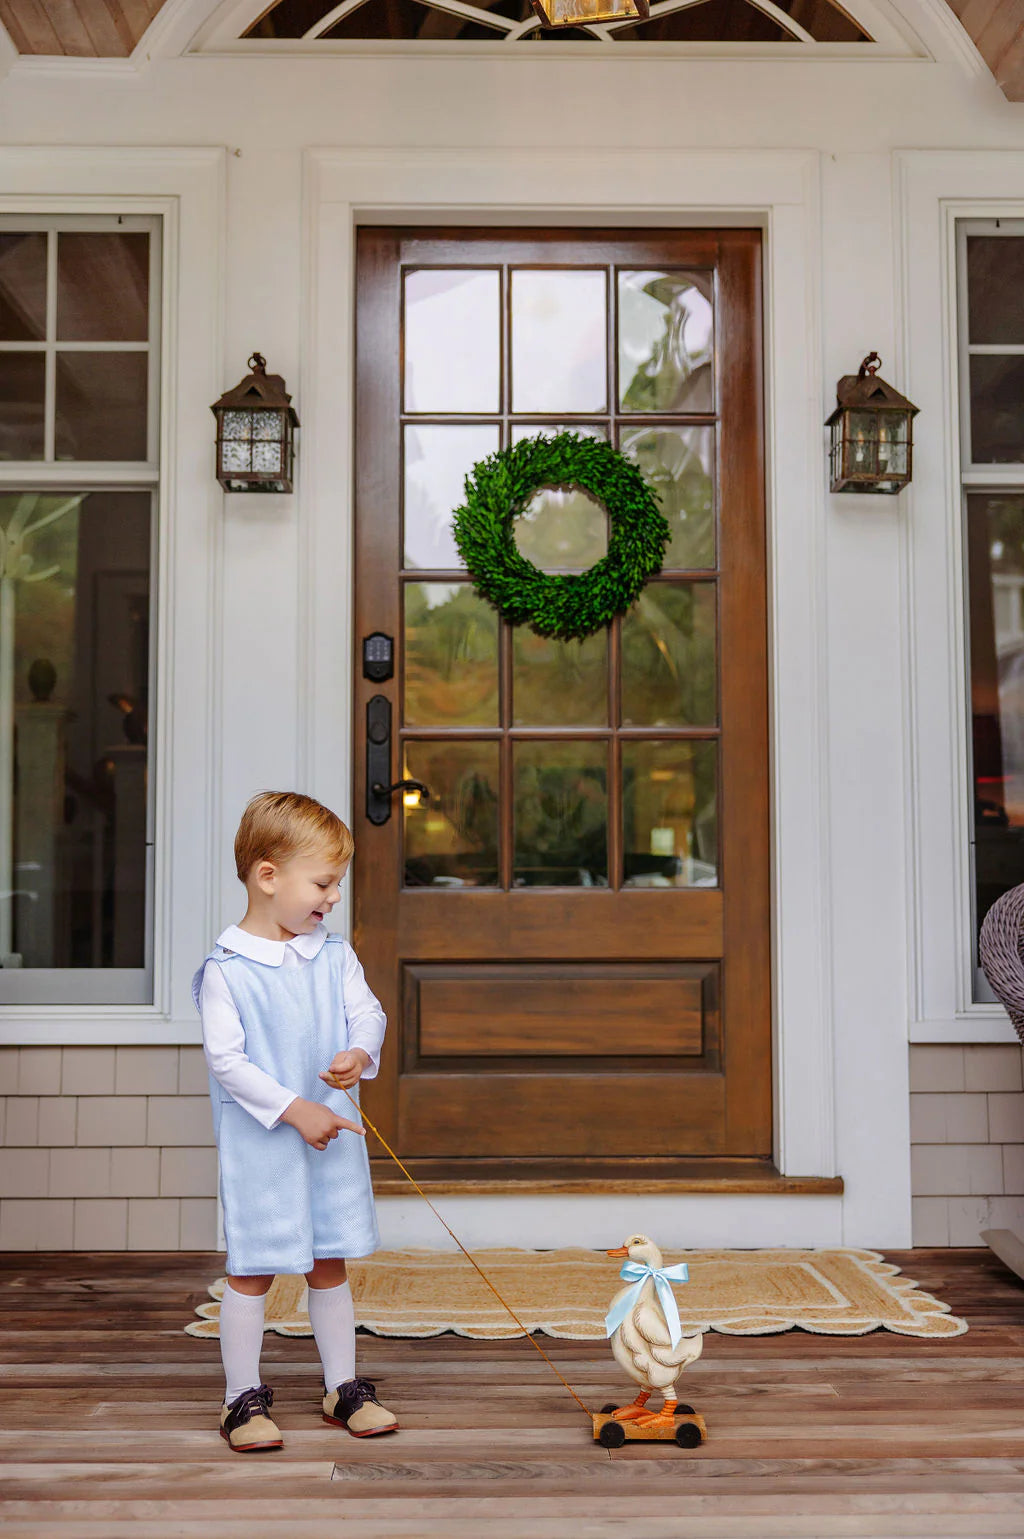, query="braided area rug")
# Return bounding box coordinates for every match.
[185,1247,967,1340]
